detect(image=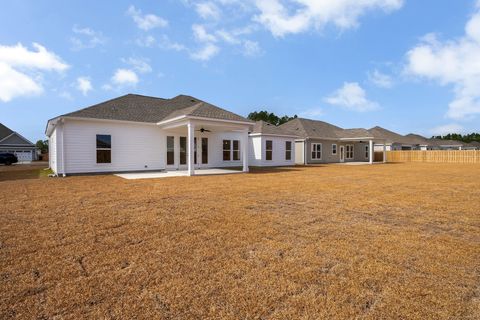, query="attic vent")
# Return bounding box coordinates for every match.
[190,99,196,102]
